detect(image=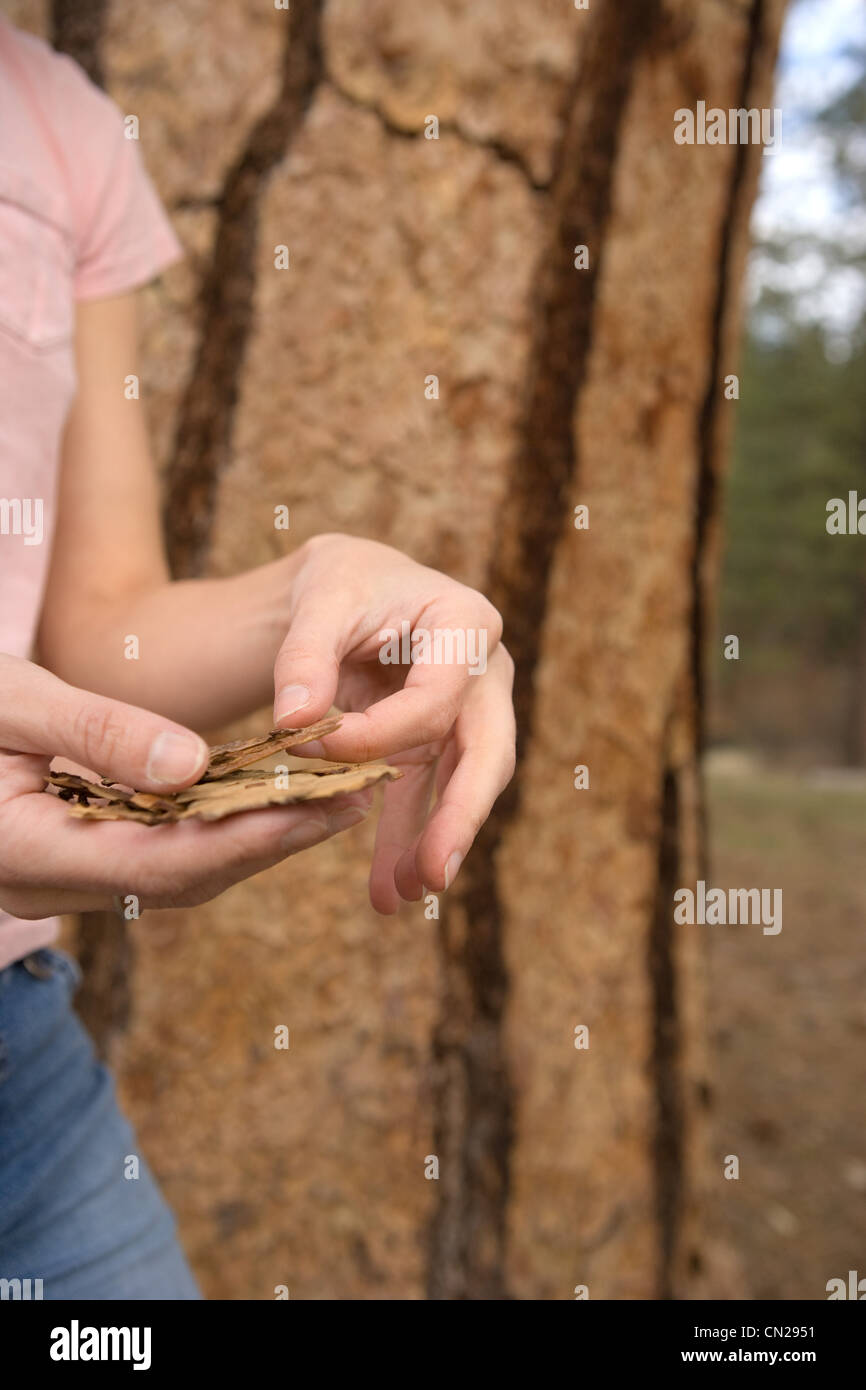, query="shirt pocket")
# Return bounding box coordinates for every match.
[0,163,74,351]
